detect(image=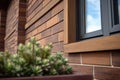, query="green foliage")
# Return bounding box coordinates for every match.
[0,37,72,77]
